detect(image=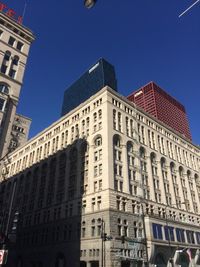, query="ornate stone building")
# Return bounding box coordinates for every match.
[0,86,200,267]
[0,9,34,159]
